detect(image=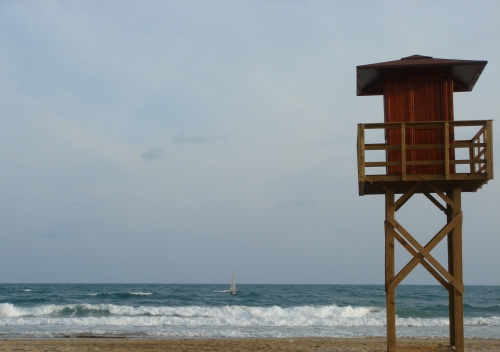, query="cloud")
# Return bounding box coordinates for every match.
[172,133,228,144]
[141,147,164,161]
